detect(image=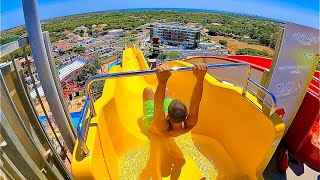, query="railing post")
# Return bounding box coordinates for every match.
[247,78,277,116]
[22,0,75,151]
[43,31,77,137]
[87,84,97,117]
[242,65,251,96]
[77,98,91,156]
